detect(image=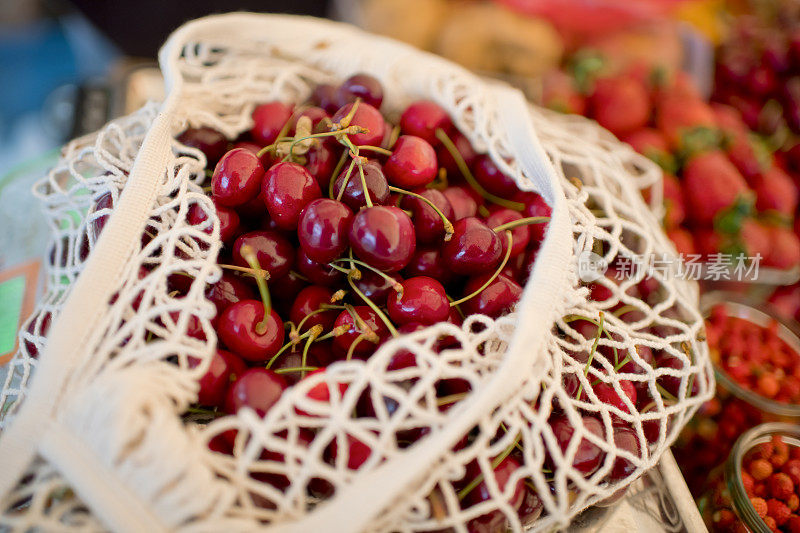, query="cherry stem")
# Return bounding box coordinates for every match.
[315,324,351,342]
[254,114,297,158]
[343,303,379,343]
[280,128,365,161]
[449,231,513,307]
[239,244,273,334]
[301,326,321,378]
[491,216,550,233]
[387,125,401,150]
[612,305,640,318]
[347,276,399,337]
[330,258,403,294]
[576,311,604,401]
[294,308,332,336]
[328,262,361,279]
[217,263,270,280]
[457,432,522,501]
[436,392,469,406]
[335,159,358,203]
[387,186,455,240]
[656,383,678,402]
[562,314,619,363]
[289,269,310,282]
[185,406,223,418]
[357,145,392,156]
[330,289,346,302]
[329,149,350,199]
[275,366,319,375]
[358,162,374,208]
[333,98,361,130]
[346,333,368,361]
[266,325,323,369]
[435,128,524,211]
